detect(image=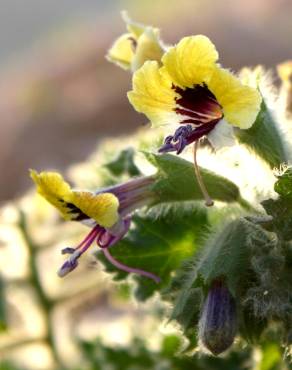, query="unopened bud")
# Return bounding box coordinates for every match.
[198,280,237,355]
